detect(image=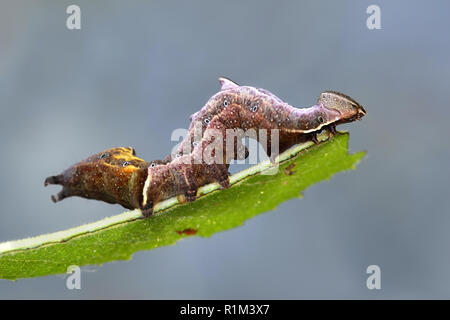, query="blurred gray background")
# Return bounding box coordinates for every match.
[1,0,449,299]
